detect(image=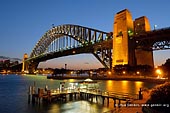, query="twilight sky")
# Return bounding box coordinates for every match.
[0,0,170,69]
